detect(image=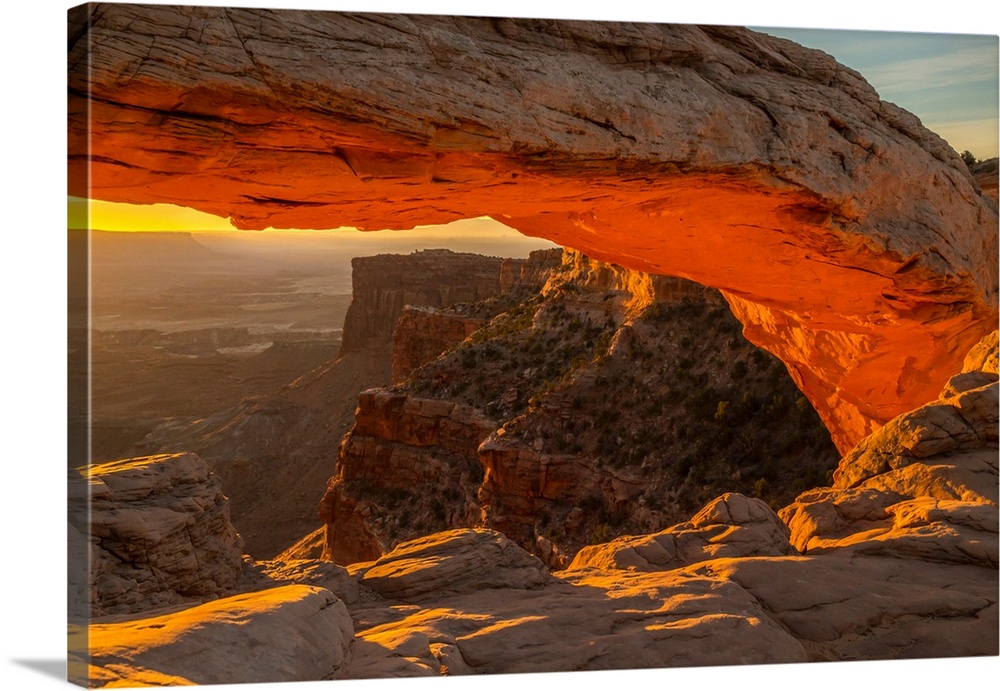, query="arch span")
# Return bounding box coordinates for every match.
[68,5,998,451]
